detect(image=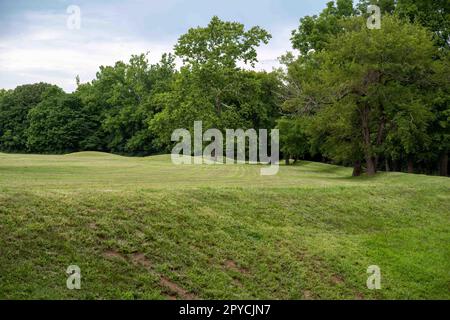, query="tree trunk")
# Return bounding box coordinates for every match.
[392,159,400,172]
[439,153,448,177]
[285,157,289,165]
[360,103,376,176]
[407,158,414,174]
[374,116,386,170]
[366,156,376,176]
[215,95,222,115]
[385,158,390,172]
[353,160,362,177]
